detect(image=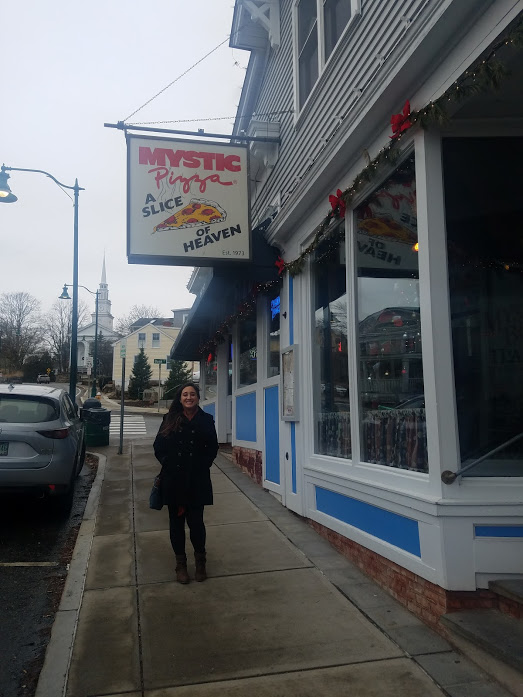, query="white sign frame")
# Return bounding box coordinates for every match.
[127,134,251,266]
